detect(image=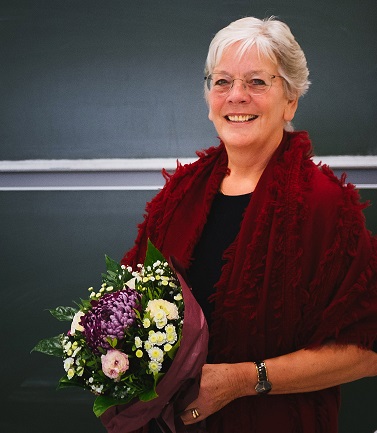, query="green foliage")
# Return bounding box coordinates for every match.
[138,387,159,402]
[58,375,83,390]
[31,334,64,357]
[144,239,167,269]
[101,255,133,290]
[49,306,77,321]
[93,395,133,417]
